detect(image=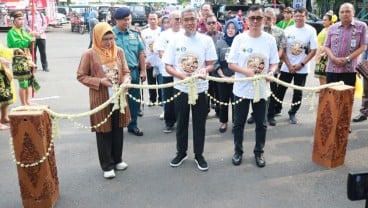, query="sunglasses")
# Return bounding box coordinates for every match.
[248,16,263,21]
[207,21,216,25]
